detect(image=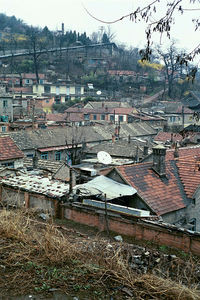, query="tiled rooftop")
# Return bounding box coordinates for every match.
[117,145,200,216]
[0,136,24,161]
[176,154,200,198]
[154,132,183,142]
[117,161,186,216]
